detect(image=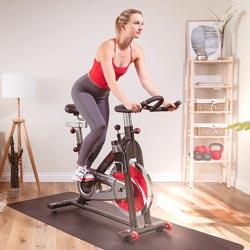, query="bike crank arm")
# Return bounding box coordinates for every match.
[77,173,127,201]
